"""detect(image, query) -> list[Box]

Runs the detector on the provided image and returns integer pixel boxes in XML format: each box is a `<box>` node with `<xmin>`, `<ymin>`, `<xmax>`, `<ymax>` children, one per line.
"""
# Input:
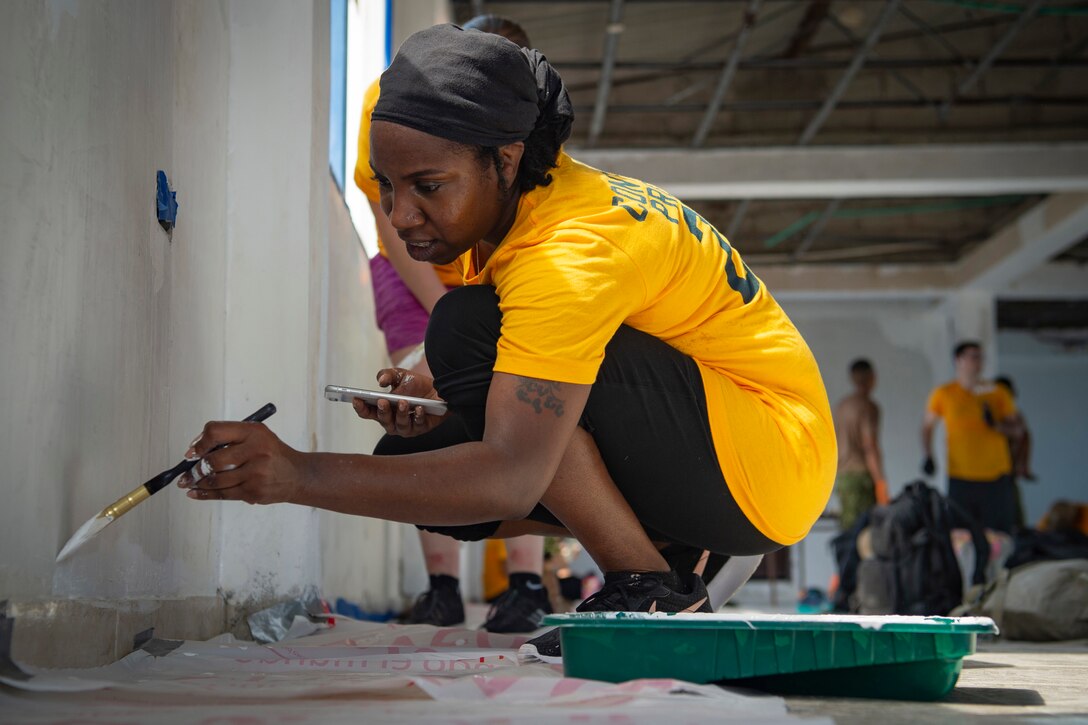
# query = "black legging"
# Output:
<box><xmin>374</xmin><ymin>285</ymin><xmax>779</xmax><ymax>556</ymax></box>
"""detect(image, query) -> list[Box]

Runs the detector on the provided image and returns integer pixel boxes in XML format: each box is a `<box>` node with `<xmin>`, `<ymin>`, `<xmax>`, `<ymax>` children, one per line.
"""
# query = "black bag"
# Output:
<box><xmin>856</xmin><ymin>481</ymin><xmax>987</xmax><ymax>616</ymax></box>
<box><xmin>830</xmin><ymin>510</ymin><xmax>870</xmax><ymax>613</ymax></box>
<box><xmin>1006</xmin><ymin>528</ymin><xmax>1088</xmax><ymax>570</ymax></box>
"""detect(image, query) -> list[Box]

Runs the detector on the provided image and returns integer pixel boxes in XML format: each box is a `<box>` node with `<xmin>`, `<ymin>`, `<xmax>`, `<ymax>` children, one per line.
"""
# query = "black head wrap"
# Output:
<box><xmin>373</xmin><ymin>24</ymin><xmax>573</xmax><ymax>149</ymax></box>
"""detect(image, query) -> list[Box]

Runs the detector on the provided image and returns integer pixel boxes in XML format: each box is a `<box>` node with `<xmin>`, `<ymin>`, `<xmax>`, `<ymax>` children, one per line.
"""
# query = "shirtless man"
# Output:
<box><xmin>832</xmin><ymin>359</ymin><xmax>888</xmax><ymax>530</ymax></box>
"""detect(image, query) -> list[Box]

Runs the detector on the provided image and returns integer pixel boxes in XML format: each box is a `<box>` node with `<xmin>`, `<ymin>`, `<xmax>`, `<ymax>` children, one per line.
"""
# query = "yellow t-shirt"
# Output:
<box><xmin>460</xmin><ymin>153</ymin><xmax>837</xmax><ymax>545</ymax></box>
<box><xmin>354</xmin><ymin>79</ymin><xmax>462</xmax><ymax>288</ymax></box>
<box><xmin>927</xmin><ymin>381</ymin><xmax>1016</xmax><ymax>481</ymax></box>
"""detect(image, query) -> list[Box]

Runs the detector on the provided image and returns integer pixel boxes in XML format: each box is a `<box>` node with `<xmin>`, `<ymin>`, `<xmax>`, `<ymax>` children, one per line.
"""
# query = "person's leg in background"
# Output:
<box><xmin>375</xmin><ymin>274</ymin><xmax>551</xmax><ymax>632</ymax></box>
<box><xmin>382</xmin><ymin>342</ymin><xmax>469</xmax><ymax>626</ymax></box>
<box><xmin>1011</xmin><ymin>476</ymin><xmax>1027</xmax><ymax>530</ymax></box>
<box><xmin>836</xmin><ymin>470</ymin><xmax>877</xmax><ymax>532</ymax></box>
<box><xmin>481</xmin><ymin>534</ymin><xmax>552</xmax><ymax>632</ymax></box>
<box><xmin>370</xmin><ymin>257</ymin><xmax>468</xmax><ymax>626</ymax></box>
<box><xmin>406</xmin><ymin>530</ymin><xmax>466</xmax><ymax>626</ymax></box>
<box><xmin>374</xmin><ymin>403</ymin><xmax>552</xmax><ymax>631</ymax></box>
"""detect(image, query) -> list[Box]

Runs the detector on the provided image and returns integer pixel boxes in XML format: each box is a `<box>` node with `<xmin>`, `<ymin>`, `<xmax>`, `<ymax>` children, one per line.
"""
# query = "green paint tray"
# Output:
<box><xmin>545</xmin><ymin>612</ymin><xmax>997</xmax><ymax>701</ymax></box>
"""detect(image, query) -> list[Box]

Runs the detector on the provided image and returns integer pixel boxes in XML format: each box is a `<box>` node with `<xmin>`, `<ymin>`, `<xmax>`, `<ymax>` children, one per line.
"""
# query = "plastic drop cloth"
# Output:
<box><xmin>1</xmin><ymin>615</ymin><xmax>827</xmax><ymax>724</ymax></box>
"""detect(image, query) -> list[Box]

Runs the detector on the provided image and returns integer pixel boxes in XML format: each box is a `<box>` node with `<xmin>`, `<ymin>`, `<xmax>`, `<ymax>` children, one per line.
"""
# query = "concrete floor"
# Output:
<box><xmin>787</xmin><ymin>638</ymin><xmax>1088</xmax><ymax>724</ymax></box>
<box><xmin>2</xmin><ymin>600</ymin><xmax>1086</xmax><ymax>724</ymax></box>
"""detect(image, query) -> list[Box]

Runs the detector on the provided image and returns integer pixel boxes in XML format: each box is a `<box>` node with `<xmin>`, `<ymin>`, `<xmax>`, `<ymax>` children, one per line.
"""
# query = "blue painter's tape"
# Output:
<box><xmin>334</xmin><ymin>597</ymin><xmax>397</xmax><ymax>622</ymax></box>
<box><xmin>156</xmin><ymin>170</ymin><xmax>178</xmax><ymax>231</ymax></box>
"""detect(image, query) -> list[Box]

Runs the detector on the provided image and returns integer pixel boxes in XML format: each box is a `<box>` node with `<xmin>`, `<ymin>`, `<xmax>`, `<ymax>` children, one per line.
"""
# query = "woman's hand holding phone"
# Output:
<box><xmin>352</xmin><ymin>368</ymin><xmax>450</xmax><ymax>437</ymax></box>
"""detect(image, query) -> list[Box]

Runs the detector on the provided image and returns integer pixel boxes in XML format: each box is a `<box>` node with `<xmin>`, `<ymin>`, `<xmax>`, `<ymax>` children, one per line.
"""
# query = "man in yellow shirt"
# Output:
<box><xmin>922</xmin><ymin>342</ymin><xmax>1024</xmax><ymax>533</ymax></box>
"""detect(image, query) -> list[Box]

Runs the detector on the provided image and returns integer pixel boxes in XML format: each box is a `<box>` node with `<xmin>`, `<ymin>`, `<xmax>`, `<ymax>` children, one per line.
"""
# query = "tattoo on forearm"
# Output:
<box><xmin>515</xmin><ymin>378</ymin><xmax>565</xmax><ymax>417</ymax></box>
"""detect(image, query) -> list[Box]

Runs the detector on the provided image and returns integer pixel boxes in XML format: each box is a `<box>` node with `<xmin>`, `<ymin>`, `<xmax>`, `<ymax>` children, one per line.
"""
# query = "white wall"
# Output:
<box><xmin>997</xmin><ymin>329</ymin><xmax>1088</xmax><ymax>525</ymax></box>
<box><xmin>781</xmin><ymin>291</ymin><xmax>1085</xmax><ymax>523</ymax></box>
<box><xmin>781</xmin><ymin>297</ymin><xmax>953</xmax><ymax>494</ymax></box>
<box><xmin>214</xmin><ymin>0</ymin><xmax>328</xmax><ymax>612</ymax></box>
<box><xmin>1</xmin><ymin>0</ymin><xmax>221</xmax><ymax>603</ymax></box>
<box><xmin>0</xmin><ymin>0</ymin><xmax>397</xmax><ymax>664</ymax></box>
<box><xmin>776</xmin><ymin>295</ymin><xmax>964</xmax><ymax>592</ymax></box>
<box><xmin>320</xmin><ymin>184</ymin><xmax>403</xmax><ymax>612</ymax></box>
<box><xmin>778</xmin><ymin>292</ymin><xmax>1088</xmax><ymax>593</ymax></box>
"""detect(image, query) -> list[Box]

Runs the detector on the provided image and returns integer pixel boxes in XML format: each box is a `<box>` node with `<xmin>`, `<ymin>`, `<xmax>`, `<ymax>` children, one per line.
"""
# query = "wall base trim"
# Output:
<box><xmin>4</xmin><ymin>594</ymin><xmax>294</xmax><ymax>668</ymax></box>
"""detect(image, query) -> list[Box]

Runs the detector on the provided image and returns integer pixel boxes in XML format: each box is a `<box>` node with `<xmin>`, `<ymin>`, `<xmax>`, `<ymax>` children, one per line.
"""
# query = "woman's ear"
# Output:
<box><xmin>498</xmin><ymin>142</ymin><xmax>525</xmax><ymax>191</ymax></box>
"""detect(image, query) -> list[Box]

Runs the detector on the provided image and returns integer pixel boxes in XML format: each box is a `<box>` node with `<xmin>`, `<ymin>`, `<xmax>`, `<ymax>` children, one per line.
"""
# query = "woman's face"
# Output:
<box><xmin>370</xmin><ymin>121</ymin><xmax>522</xmax><ymax>265</ymax></box>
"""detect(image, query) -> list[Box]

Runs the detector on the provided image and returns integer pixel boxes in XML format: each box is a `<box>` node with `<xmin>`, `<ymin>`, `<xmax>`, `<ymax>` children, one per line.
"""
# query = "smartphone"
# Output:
<box><xmin>324</xmin><ymin>384</ymin><xmax>448</xmax><ymax>416</ymax></box>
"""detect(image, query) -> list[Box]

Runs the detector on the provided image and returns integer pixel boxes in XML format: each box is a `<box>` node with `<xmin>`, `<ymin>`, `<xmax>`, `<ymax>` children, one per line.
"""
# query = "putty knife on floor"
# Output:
<box><xmin>56</xmin><ymin>403</ymin><xmax>276</xmax><ymax>562</ymax></box>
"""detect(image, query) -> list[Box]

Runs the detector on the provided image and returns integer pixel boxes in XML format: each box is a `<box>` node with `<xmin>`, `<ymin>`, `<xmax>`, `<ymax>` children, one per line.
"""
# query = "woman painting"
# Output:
<box><xmin>180</xmin><ymin>24</ymin><xmax>837</xmax><ymax>659</ymax></box>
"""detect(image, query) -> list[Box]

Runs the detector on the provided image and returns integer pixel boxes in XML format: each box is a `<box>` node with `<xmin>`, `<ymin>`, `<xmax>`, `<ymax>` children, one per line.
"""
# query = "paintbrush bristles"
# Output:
<box><xmin>55</xmin><ymin>513</ymin><xmax>113</xmax><ymax>563</ymax></box>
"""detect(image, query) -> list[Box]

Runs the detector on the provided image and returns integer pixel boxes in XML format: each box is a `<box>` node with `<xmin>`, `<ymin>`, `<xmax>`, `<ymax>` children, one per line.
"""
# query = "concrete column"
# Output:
<box><xmin>392</xmin><ymin>0</ymin><xmax>451</xmax><ymax>51</ymax></box>
<box><xmin>385</xmin><ymin>0</ymin><xmax>462</xmax><ymax>603</ymax></box>
<box><xmin>216</xmin><ymin>0</ymin><xmax>324</xmax><ymax>608</ymax></box>
<box><xmin>944</xmin><ymin>290</ymin><xmax>1000</xmax><ymax>377</ymax></box>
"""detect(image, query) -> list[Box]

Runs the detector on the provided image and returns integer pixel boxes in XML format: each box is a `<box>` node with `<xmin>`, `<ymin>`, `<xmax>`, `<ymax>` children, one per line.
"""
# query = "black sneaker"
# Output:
<box><xmin>482</xmin><ymin>582</ymin><xmax>553</xmax><ymax>633</ymax></box>
<box><xmin>402</xmin><ymin>585</ymin><xmax>465</xmax><ymax>627</ymax></box>
<box><xmin>520</xmin><ymin>570</ymin><xmax>711</xmax><ymax>661</ymax></box>
<box><xmin>659</xmin><ymin>544</ymin><xmax>729</xmax><ymax>584</ymax></box>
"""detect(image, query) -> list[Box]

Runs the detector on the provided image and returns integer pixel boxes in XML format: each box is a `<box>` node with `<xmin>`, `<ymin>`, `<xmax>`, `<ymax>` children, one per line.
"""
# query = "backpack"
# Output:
<box><xmin>964</xmin><ymin>559</ymin><xmax>1088</xmax><ymax>641</ymax></box>
<box><xmin>830</xmin><ymin>509</ymin><xmax>870</xmax><ymax>613</ymax></box>
<box><xmin>855</xmin><ymin>480</ymin><xmax>986</xmax><ymax>616</ymax></box>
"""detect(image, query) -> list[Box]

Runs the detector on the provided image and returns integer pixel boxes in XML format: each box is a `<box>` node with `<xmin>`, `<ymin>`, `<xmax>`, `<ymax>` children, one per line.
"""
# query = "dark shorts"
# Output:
<box><xmin>948</xmin><ymin>475</ymin><xmax>1018</xmax><ymax>534</ymax></box>
<box><xmin>372</xmin><ymin>285</ymin><xmax>779</xmax><ymax>557</ymax></box>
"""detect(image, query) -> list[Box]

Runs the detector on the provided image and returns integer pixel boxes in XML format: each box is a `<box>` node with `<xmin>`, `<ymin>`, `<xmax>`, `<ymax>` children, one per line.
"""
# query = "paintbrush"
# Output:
<box><xmin>56</xmin><ymin>402</ymin><xmax>277</xmax><ymax>562</ymax></box>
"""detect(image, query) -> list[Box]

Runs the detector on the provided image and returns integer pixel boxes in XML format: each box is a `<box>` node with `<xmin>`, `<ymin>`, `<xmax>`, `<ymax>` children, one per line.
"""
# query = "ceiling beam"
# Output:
<box><xmin>805</xmin><ymin>12</ymin><xmax>1011</xmax><ymax>55</ymax></box>
<box><xmin>823</xmin><ymin>3</ymin><xmax>929</xmax><ymax>108</ymax></box>
<box><xmin>1031</xmin><ymin>35</ymin><xmax>1088</xmax><ymax>93</ymax></box>
<box><xmin>754</xmin><ymin>195</ymin><xmax>1088</xmax><ymax>298</ymax></box>
<box><xmin>570</xmin><ymin>143</ymin><xmax>1088</xmax><ymax>200</ymax></box>
<box><xmin>726</xmin><ymin>1</ymin><xmax>898</xmax><ymax>236</ymax></box>
<box><xmin>1001</xmin><ymin>262</ymin><xmax>1088</xmax><ymax>300</ymax></box>
<box><xmin>557</xmin><ymin>57</ymin><xmax>1088</xmax><ymax>72</ymax></box>
<box><xmin>726</xmin><ymin>199</ymin><xmax>750</xmax><ymax>240</ymax></box>
<box><xmin>587</xmin><ymin>0</ymin><xmax>625</xmax><ymax>147</ymax></box>
<box><xmin>791</xmin><ymin>198</ymin><xmax>841</xmax><ymax>261</ymax></box>
<box><xmin>782</xmin><ymin>0</ymin><xmax>831</xmax><ymax>58</ymax></box>
<box><xmin>750</xmin><ymin>240</ymin><xmax>944</xmax><ymax>266</ymax></box>
<box><xmin>937</xmin><ymin>0</ymin><xmax>1044</xmax><ymax>121</ymax></box>
<box><xmin>897</xmin><ymin>4</ymin><xmax>967</xmax><ymax>66</ymax></box>
<box><xmin>758</xmin><ymin>262</ymin><xmax>1088</xmax><ymax>300</ymax></box>
<box><xmin>798</xmin><ymin>0</ymin><xmax>901</xmax><ymax>146</ymax></box>
<box><xmin>954</xmin><ymin>193</ymin><xmax>1088</xmax><ymax>291</ymax></box>
<box><xmin>755</xmin><ymin>263</ymin><xmax>949</xmax><ymax>299</ymax></box>
<box><xmin>691</xmin><ymin>0</ymin><xmax>761</xmax><ymax>148</ymax></box>
<box><xmin>572</xmin><ymin>94</ymin><xmax>1088</xmax><ymax>113</ymax></box>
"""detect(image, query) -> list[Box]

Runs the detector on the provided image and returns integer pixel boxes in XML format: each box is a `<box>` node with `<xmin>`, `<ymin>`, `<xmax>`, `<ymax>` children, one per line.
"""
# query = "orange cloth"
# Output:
<box><xmin>482</xmin><ymin>539</ymin><xmax>508</xmax><ymax>601</ymax></box>
<box><xmin>1037</xmin><ymin>501</ymin><xmax>1088</xmax><ymax>536</ymax></box>
<box><xmin>874</xmin><ymin>478</ymin><xmax>890</xmax><ymax>505</ymax></box>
